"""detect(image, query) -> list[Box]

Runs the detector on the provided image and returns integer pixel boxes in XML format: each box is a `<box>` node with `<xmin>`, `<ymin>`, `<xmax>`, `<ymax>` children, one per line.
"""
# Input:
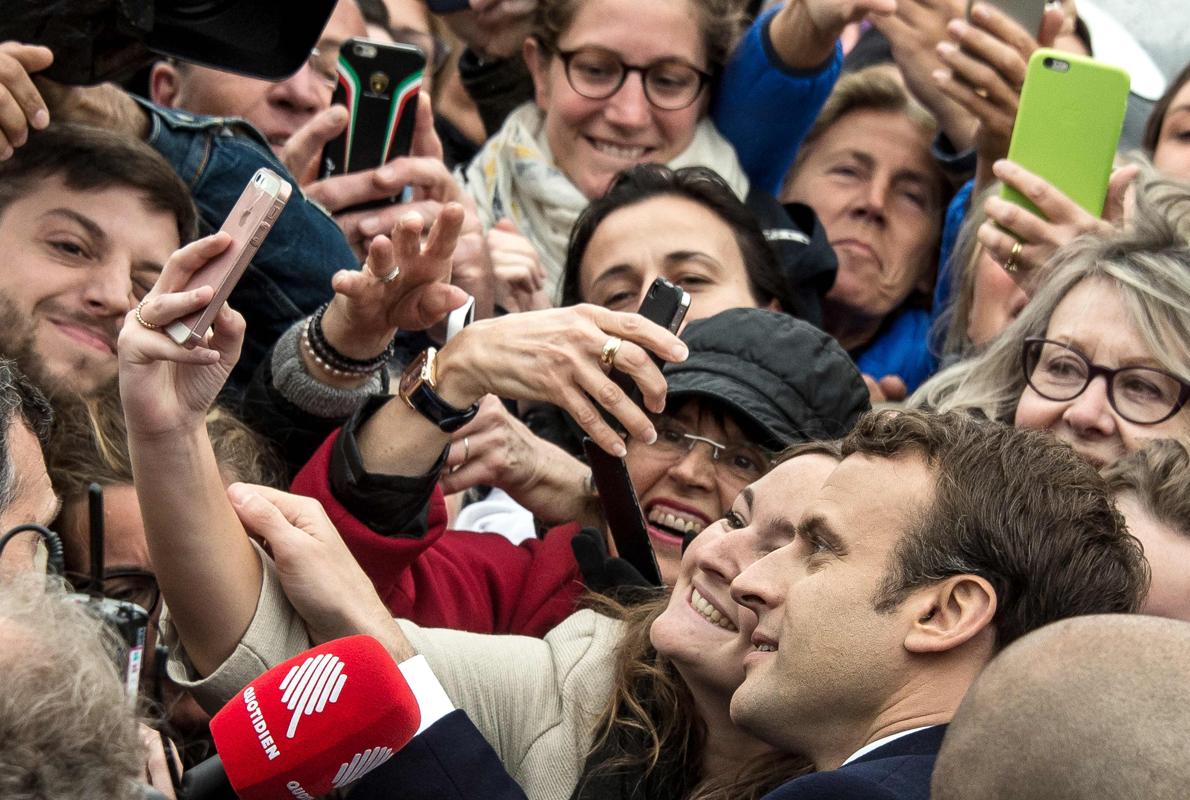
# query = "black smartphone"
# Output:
<box><xmin>583</xmin><ymin>437</ymin><xmax>664</xmax><ymax>586</ymax></box>
<box><xmin>608</xmin><ymin>278</ymin><xmax>691</xmax><ymax>421</ymax></box>
<box><xmin>319</xmin><ymin>38</ymin><xmax>427</xmax><ymax>181</ymax></box>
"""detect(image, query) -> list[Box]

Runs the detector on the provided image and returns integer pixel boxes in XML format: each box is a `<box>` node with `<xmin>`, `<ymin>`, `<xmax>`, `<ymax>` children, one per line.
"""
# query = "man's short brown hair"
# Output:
<box><xmin>0</xmin><ymin>124</ymin><xmax>196</xmax><ymax>243</ymax></box>
<box><xmin>1103</xmin><ymin>439</ymin><xmax>1190</xmax><ymax>537</ymax></box>
<box><xmin>841</xmin><ymin>409</ymin><xmax>1149</xmax><ymax>648</ymax></box>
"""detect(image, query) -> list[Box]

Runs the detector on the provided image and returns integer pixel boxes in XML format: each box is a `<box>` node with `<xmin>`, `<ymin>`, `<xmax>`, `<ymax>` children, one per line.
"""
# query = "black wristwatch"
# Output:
<box><xmin>398</xmin><ymin>348</ymin><xmax>479</xmax><ymax>433</ymax></box>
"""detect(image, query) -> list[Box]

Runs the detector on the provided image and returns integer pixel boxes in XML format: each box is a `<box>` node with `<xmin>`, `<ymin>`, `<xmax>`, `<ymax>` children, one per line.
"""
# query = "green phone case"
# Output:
<box><xmin>1001</xmin><ymin>49</ymin><xmax>1130</xmax><ymax>220</ymax></box>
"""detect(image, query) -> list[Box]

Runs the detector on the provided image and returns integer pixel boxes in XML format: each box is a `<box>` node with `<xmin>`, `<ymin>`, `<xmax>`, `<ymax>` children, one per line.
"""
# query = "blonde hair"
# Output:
<box><xmin>910</xmin><ymin>173</ymin><xmax>1190</xmax><ymax>421</ymax></box>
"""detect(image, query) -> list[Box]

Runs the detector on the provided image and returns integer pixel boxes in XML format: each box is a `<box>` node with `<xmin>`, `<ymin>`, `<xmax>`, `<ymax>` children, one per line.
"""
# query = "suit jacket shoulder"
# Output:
<box><xmin>761</xmin><ymin>726</ymin><xmax>948</xmax><ymax>800</ymax></box>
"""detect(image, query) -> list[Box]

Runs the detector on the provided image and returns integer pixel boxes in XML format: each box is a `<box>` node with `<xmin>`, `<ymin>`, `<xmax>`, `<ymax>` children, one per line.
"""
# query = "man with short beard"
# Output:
<box><xmin>0</xmin><ymin>124</ymin><xmax>195</xmax><ymax>400</ymax></box>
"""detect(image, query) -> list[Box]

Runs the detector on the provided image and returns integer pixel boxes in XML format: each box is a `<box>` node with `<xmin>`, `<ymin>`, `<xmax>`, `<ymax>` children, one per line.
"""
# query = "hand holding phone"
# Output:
<box><xmin>606</xmin><ymin>278</ymin><xmax>690</xmax><ymax>425</ymax></box>
<box><xmin>319</xmin><ymin>38</ymin><xmax>427</xmax><ymax>181</ymax></box>
<box><xmin>166</xmin><ymin>169</ymin><xmax>291</xmax><ymax>348</ymax></box>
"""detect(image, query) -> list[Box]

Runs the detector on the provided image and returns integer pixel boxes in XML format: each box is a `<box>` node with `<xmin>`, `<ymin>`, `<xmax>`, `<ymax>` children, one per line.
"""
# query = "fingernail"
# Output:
<box><xmin>970</xmin><ymin>2</ymin><xmax>989</xmax><ymax>20</ymax></box>
<box><xmin>937</xmin><ymin>42</ymin><xmax>957</xmax><ymax>57</ymax></box>
<box><xmin>32</xmin><ymin>109</ymin><xmax>49</xmax><ymax>129</ymax></box>
<box><xmin>672</xmin><ymin>343</ymin><xmax>689</xmax><ymax>361</ymax></box>
<box><xmin>948</xmin><ymin>19</ymin><xmax>968</xmax><ymax>36</ymax></box>
<box><xmin>613</xmin><ymin>442</ymin><xmax>628</xmax><ymax>458</ymax></box>
<box><xmin>932</xmin><ymin>68</ymin><xmax>949</xmax><ymax>84</ymax></box>
<box><xmin>359</xmin><ymin>216</ymin><xmax>382</xmax><ymax>235</ymax></box>
<box><xmin>380</xmin><ymin>163</ymin><xmax>399</xmax><ymax>181</ymax></box>
<box><xmin>642</xmin><ymin>427</ymin><xmax>657</xmax><ymax>445</ymax></box>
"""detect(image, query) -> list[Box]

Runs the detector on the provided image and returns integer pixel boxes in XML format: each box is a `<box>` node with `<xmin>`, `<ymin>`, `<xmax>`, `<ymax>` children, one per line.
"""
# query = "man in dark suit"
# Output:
<box><xmin>728</xmin><ymin>410</ymin><xmax>1150</xmax><ymax>799</ymax></box>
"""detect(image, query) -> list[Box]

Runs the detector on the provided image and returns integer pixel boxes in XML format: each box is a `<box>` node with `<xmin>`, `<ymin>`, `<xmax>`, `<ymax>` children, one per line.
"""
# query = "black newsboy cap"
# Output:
<box><xmin>663</xmin><ymin>308</ymin><xmax>870</xmax><ymax>450</ymax></box>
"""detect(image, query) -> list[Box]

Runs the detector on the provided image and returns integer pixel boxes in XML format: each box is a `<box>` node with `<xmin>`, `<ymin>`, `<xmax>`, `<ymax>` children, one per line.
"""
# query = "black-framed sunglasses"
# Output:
<box><xmin>543</xmin><ymin>43</ymin><xmax>711</xmax><ymax>111</ymax></box>
<box><xmin>1021</xmin><ymin>337</ymin><xmax>1190</xmax><ymax>425</ymax></box>
<box><xmin>67</xmin><ymin>567</ymin><xmax>161</xmax><ymax>616</ymax></box>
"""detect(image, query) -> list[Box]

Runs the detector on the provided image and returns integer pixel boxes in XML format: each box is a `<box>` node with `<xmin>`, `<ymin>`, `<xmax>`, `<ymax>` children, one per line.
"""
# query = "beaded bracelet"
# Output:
<box><xmin>304</xmin><ymin>303</ymin><xmax>396</xmax><ymax>375</ymax></box>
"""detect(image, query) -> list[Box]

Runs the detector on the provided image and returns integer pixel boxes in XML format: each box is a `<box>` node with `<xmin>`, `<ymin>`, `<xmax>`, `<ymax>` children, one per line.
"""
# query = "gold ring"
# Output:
<box><xmin>134</xmin><ymin>299</ymin><xmax>160</xmax><ymax>330</ymax></box>
<box><xmin>599</xmin><ymin>336</ymin><xmax>623</xmax><ymax>368</ymax></box>
<box><xmin>1004</xmin><ymin>240</ymin><xmax>1024</xmax><ymax>274</ymax></box>
<box><xmin>462</xmin><ymin>436</ymin><xmax>470</xmax><ymax>465</ymax></box>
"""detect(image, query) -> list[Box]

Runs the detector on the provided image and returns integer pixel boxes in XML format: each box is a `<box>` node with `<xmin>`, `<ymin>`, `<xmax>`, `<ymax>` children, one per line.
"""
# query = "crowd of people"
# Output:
<box><xmin>0</xmin><ymin>0</ymin><xmax>1187</xmax><ymax>798</ymax></box>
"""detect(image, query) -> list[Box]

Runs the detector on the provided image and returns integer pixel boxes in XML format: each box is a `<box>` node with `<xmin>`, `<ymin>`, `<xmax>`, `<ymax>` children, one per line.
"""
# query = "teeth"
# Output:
<box><xmin>590</xmin><ymin>139</ymin><xmax>647</xmax><ymax>160</ymax></box>
<box><xmin>690</xmin><ymin>589</ymin><xmax>737</xmax><ymax>631</ymax></box>
<box><xmin>648</xmin><ymin>508</ymin><xmax>706</xmax><ymax>535</ymax></box>
<box><xmin>757</xmin><ymin>644</ymin><xmax>776</xmax><ymax>652</ymax></box>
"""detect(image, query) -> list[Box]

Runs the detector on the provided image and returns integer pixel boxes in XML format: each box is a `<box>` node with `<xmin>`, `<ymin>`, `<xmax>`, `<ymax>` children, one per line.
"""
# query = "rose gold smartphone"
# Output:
<box><xmin>166</xmin><ymin>168</ymin><xmax>292</xmax><ymax>348</ymax></box>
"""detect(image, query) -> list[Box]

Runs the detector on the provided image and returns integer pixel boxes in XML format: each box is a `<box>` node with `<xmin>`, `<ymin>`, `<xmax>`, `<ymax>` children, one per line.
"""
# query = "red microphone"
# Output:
<box><xmin>206</xmin><ymin>635</ymin><xmax>421</xmax><ymax>799</ymax></box>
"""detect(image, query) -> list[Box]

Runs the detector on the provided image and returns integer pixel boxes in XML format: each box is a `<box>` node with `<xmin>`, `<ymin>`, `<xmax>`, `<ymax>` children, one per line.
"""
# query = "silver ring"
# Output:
<box><xmin>378</xmin><ymin>265</ymin><xmax>400</xmax><ymax>284</ymax></box>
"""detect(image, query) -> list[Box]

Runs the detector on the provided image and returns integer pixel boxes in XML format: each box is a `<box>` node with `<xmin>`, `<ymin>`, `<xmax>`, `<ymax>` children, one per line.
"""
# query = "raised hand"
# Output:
<box><xmin>433</xmin><ymin>304</ymin><xmax>688</xmax><ymax>456</ymax></box>
<box><xmin>0</xmin><ymin>41</ymin><xmax>53</xmax><ymax>158</ymax></box>
<box><xmin>317</xmin><ymin>202</ymin><xmax>470</xmax><ymax>364</ymax></box>
<box><xmin>488</xmin><ymin>218</ymin><xmax>551</xmax><ymax>312</ymax></box>
<box><xmin>977</xmin><ymin>159</ymin><xmax>1138</xmax><ymax>291</ymax></box>
<box><xmin>117</xmin><ymin>233</ymin><xmax>246</xmax><ymax>438</ymax></box>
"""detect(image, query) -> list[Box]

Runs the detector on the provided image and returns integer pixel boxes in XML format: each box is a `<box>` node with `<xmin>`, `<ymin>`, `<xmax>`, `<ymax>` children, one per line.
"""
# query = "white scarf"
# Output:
<box><xmin>461</xmin><ymin>102</ymin><xmax>750</xmax><ymax>304</ymax></box>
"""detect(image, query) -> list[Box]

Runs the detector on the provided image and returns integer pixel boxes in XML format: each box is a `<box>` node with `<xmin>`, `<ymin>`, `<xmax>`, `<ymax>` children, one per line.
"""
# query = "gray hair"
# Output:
<box><xmin>910</xmin><ymin>172</ymin><xmax>1190</xmax><ymax>421</ymax></box>
<box><xmin>0</xmin><ymin>359</ymin><xmax>52</xmax><ymax>515</ymax></box>
<box><xmin>0</xmin><ymin>575</ymin><xmax>144</xmax><ymax>800</ymax></box>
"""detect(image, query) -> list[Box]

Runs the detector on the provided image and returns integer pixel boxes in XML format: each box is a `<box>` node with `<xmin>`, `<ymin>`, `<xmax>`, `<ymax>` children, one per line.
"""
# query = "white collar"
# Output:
<box><xmin>841</xmin><ymin>726</ymin><xmax>937</xmax><ymax>766</ymax></box>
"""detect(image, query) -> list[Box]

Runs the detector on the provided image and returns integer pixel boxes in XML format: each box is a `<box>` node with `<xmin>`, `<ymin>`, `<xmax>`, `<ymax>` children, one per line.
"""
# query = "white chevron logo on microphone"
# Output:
<box><xmin>278</xmin><ymin>653</ymin><xmax>348</xmax><ymax>739</ymax></box>
<box><xmin>331</xmin><ymin>746</ymin><xmax>396</xmax><ymax>788</ymax></box>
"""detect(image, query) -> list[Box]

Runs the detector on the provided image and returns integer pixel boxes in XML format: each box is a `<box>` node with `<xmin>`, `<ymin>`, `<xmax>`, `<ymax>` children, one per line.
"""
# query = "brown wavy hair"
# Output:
<box><xmin>580</xmin><ymin>442</ymin><xmax>844</xmax><ymax>798</ymax></box>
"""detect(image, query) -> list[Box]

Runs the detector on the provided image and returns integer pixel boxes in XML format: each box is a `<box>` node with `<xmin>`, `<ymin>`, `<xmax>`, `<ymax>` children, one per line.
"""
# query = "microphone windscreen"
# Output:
<box><xmin>209</xmin><ymin>635</ymin><xmax>420</xmax><ymax>800</ymax></box>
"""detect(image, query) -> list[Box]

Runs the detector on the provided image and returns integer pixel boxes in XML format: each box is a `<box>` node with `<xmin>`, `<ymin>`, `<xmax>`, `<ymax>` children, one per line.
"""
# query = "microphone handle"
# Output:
<box><xmin>180</xmin><ymin>754</ymin><xmax>237</xmax><ymax>800</ymax></box>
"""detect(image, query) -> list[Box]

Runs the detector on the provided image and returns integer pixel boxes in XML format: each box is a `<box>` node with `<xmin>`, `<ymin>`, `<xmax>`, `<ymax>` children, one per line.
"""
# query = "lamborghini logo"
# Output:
<box><xmin>369</xmin><ymin>72</ymin><xmax>389</xmax><ymax>94</ymax></box>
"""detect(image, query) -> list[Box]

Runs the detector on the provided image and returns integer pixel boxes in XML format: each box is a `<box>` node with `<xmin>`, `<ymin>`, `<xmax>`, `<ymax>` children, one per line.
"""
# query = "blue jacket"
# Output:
<box><xmin>714</xmin><ymin>5</ymin><xmax>843</xmax><ymax>196</ymax></box>
<box><xmin>760</xmin><ymin>726</ymin><xmax>948</xmax><ymax>800</ymax></box>
<box><xmin>137</xmin><ymin>99</ymin><xmax>357</xmax><ymax>392</ymax></box>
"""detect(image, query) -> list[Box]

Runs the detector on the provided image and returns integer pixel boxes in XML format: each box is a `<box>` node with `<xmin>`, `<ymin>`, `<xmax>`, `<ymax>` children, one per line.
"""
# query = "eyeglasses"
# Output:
<box><xmin>546</xmin><ymin>44</ymin><xmax>711</xmax><ymax>111</ymax></box>
<box><xmin>638</xmin><ymin>418</ymin><xmax>771</xmax><ymax>483</ymax></box>
<box><xmin>68</xmin><ymin>567</ymin><xmax>161</xmax><ymax>616</ymax></box>
<box><xmin>1022</xmin><ymin>337</ymin><xmax>1190</xmax><ymax>425</ymax></box>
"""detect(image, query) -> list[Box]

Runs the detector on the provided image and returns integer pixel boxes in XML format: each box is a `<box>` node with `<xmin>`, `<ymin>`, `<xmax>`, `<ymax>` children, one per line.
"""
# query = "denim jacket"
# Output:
<box><xmin>135</xmin><ymin>98</ymin><xmax>357</xmax><ymax>392</ymax></box>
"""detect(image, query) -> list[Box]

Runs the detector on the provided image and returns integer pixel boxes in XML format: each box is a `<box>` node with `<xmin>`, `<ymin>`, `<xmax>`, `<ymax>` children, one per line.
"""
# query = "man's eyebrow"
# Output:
<box><xmin>764</xmin><ymin>514</ymin><xmax>799</xmax><ymax>544</ymax></box>
<box><xmin>799</xmin><ymin>513</ymin><xmax>847</xmax><ymax>554</ymax></box>
<box><xmin>42</xmin><ymin>209</ymin><xmax>108</xmax><ymax>248</ymax></box>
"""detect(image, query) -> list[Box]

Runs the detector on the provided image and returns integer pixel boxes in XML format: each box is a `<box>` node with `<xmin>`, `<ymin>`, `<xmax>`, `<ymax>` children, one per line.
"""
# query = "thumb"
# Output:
<box><xmin>1038</xmin><ymin>7</ymin><xmax>1065</xmax><ymax>47</ymax></box>
<box><xmin>280</xmin><ymin>105</ymin><xmax>348</xmax><ymax>179</ymax></box>
<box><xmin>227</xmin><ymin>483</ymin><xmax>304</xmax><ymax>548</ymax></box>
<box><xmin>494</xmin><ymin>217</ymin><xmax>519</xmax><ymax>233</ymax></box>
<box><xmin>878</xmin><ymin>375</ymin><xmax>908</xmax><ymax>402</ymax></box>
<box><xmin>411</xmin><ymin>92</ymin><xmax>444</xmax><ymax>161</ymax></box>
<box><xmin>1103</xmin><ymin>164</ymin><xmax>1140</xmax><ymax>224</ymax></box>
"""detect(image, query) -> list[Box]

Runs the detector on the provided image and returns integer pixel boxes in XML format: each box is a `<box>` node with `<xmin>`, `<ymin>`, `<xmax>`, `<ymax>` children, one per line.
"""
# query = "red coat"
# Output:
<box><xmin>290</xmin><ymin>430</ymin><xmax>585</xmax><ymax>638</ymax></box>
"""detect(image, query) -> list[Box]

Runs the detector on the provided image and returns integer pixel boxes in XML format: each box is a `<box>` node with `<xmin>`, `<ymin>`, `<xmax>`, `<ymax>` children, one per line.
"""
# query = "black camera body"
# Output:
<box><xmin>1</xmin><ymin>0</ymin><xmax>336</xmax><ymax>85</ymax></box>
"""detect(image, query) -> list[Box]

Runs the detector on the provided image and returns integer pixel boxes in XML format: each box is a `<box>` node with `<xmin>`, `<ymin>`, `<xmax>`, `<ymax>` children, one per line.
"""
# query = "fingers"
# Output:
<box><xmin>556</xmin><ymin>384</ymin><xmax>629</xmax><ymax>458</ymax></box>
<box><xmin>154</xmin><ymin>232</ymin><xmax>234</xmax><ymax>294</ymax></box>
<box><xmin>877</xmin><ymin>375</ymin><xmax>908</xmax><ymax>402</ymax></box>
<box><xmin>227</xmin><ymin>483</ymin><xmax>336</xmax><ymax>542</ymax></box>
<box><xmin>1037</xmin><ymin>6</ymin><xmax>1065</xmax><ymax>47</ymax></box>
<box><xmin>280</xmin><ymin>105</ymin><xmax>348</xmax><ymax>180</ymax></box>
<box><xmin>584</xmin><ymin>304</ymin><xmax>689</xmax><ymax>364</ymax></box>
<box><xmin>966</xmin><ymin>2</ymin><xmax>1039</xmax><ymax>56</ymax></box>
<box><xmin>0</xmin><ymin>43</ymin><xmax>53</xmax><ymax>154</ymax></box>
<box><xmin>975</xmin><ymin>219</ymin><xmax>1047</xmax><ymax>275</ymax></box>
<box><xmin>226</xmin><ymin>483</ymin><xmax>308</xmax><ymax>548</ymax></box>
<box><xmin>991</xmin><ymin>159</ymin><xmax>1099</xmax><ymax>223</ymax></box>
<box><xmin>423</xmin><ymin>201</ymin><xmax>466</xmax><ymax>259</ymax></box>
<box><xmin>1104</xmin><ymin>165</ymin><xmax>1140</xmax><ymax>224</ymax></box>
<box><xmin>138</xmin><ymin>286</ymin><xmax>214</xmax><ymax>325</ymax></box>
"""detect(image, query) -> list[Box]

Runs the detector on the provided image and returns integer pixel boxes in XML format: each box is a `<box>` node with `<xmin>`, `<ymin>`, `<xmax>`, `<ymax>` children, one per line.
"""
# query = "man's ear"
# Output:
<box><xmin>903</xmin><ymin>575</ymin><xmax>997</xmax><ymax>654</ymax></box>
<box><xmin>148</xmin><ymin>61</ymin><xmax>183</xmax><ymax>108</ymax></box>
<box><xmin>522</xmin><ymin>38</ymin><xmax>551</xmax><ymax>110</ymax></box>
